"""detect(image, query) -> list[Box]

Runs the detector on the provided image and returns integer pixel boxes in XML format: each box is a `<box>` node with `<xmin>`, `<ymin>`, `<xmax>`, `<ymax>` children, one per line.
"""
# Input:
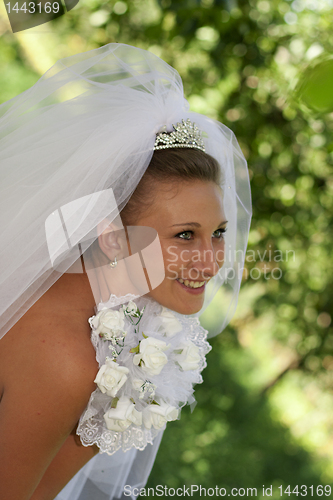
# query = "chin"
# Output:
<box><xmin>171</xmin><ymin>302</ymin><xmax>203</xmax><ymax>315</ymax></box>
<box><xmin>146</xmin><ymin>285</ymin><xmax>205</xmax><ymax>315</ymax></box>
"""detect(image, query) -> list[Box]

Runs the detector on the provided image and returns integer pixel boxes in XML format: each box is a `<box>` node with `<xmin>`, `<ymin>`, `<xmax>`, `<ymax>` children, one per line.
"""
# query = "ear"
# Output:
<box><xmin>96</xmin><ymin>219</ymin><xmax>127</xmax><ymax>261</ymax></box>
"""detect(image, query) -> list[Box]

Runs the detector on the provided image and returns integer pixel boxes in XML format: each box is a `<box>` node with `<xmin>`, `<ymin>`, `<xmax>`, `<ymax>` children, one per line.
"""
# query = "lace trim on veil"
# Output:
<box><xmin>77</xmin><ymin>294</ymin><xmax>211</xmax><ymax>456</ymax></box>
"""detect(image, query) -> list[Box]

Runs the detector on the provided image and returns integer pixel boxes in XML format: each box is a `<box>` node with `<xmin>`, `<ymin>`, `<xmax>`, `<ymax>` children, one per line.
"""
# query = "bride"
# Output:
<box><xmin>0</xmin><ymin>44</ymin><xmax>251</xmax><ymax>500</ymax></box>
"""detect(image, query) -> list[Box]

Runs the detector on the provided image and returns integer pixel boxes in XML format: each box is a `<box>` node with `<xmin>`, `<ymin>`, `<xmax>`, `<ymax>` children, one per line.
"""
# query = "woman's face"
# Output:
<box><xmin>132</xmin><ymin>179</ymin><xmax>226</xmax><ymax>315</ymax></box>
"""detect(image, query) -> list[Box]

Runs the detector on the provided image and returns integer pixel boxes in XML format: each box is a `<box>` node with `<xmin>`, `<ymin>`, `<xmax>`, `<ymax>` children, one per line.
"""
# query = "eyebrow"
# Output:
<box><xmin>170</xmin><ymin>221</ymin><xmax>228</xmax><ymax>228</ymax></box>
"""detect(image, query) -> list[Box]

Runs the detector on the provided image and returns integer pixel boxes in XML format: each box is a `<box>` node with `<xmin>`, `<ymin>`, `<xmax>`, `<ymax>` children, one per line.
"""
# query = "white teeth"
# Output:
<box><xmin>177</xmin><ymin>279</ymin><xmax>205</xmax><ymax>289</ymax></box>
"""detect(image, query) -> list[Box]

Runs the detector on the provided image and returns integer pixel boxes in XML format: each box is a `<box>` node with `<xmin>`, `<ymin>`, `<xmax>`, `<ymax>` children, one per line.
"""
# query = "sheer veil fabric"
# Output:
<box><xmin>55</xmin><ymin>432</ymin><xmax>164</xmax><ymax>500</ymax></box>
<box><xmin>0</xmin><ymin>43</ymin><xmax>252</xmax><ymax>498</ymax></box>
<box><xmin>0</xmin><ymin>43</ymin><xmax>251</xmax><ymax>340</ymax></box>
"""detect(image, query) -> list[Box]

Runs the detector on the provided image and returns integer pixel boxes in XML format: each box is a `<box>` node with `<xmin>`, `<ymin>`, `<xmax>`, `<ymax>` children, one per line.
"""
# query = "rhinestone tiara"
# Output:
<box><xmin>154</xmin><ymin>118</ymin><xmax>205</xmax><ymax>152</ymax></box>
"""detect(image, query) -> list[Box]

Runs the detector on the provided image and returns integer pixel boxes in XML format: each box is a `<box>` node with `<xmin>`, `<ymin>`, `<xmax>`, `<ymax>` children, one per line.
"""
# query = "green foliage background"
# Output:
<box><xmin>1</xmin><ymin>0</ymin><xmax>333</xmax><ymax>497</ymax></box>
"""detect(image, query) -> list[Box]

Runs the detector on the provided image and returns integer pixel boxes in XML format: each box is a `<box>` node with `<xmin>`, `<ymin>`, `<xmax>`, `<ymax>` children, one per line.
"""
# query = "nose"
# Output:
<box><xmin>189</xmin><ymin>241</ymin><xmax>223</xmax><ymax>279</ymax></box>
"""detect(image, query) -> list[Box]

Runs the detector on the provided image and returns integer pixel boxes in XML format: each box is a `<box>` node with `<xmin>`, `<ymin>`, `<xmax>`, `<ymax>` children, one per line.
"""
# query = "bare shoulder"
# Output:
<box><xmin>0</xmin><ymin>291</ymin><xmax>98</xmax><ymax>404</ymax></box>
<box><xmin>0</xmin><ymin>274</ymin><xmax>99</xmax><ymax>500</ymax></box>
<box><xmin>1</xmin><ymin>272</ymin><xmax>98</xmax><ymax>386</ymax></box>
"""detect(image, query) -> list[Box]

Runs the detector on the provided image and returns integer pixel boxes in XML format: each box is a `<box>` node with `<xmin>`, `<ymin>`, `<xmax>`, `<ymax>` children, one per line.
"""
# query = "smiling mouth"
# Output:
<box><xmin>176</xmin><ymin>278</ymin><xmax>206</xmax><ymax>289</ymax></box>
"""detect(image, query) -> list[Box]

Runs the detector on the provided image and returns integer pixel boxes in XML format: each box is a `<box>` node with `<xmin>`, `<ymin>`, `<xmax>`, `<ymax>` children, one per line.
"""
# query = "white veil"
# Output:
<box><xmin>0</xmin><ymin>42</ymin><xmax>251</xmax><ymax>341</ymax></box>
<box><xmin>0</xmin><ymin>43</ymin><xmax>252</xmax><ymax>499</ymax></box>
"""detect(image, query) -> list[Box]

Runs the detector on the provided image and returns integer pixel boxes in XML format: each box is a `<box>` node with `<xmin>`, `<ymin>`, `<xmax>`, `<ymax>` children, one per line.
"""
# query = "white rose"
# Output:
<box><xmin>123</xmin><ymin>301</ymin><xmax>138</xmax><ymax>315</ymax></box>
<box><xmin>159</xmin><ymin>307</ymin><xmax>182</xmax><ymax>337</ymax></box>
<box><xmin>132</xmin><ymin>378</ymin><xmax>145</xmax><ymax>391</ymax></box>
<box><xmin>103</xmin><ymin>396</ymin><xmax>142</xmax><ymax>431</ymax></box>
<box><xmin>133</xmin><ymin>337</ymin><xmax>169</xmax><ymax>375</ymax></box>
<box><xmin>92</xmin><ymin>309</ymin><xmax>125</xmax><ymax>337</ymax></box>
<box><xmin>143</xmin><ymin>401</ymin><xmax>179</xmax><ymax>430</ymax></box>
<box><xmin>174</xmin><ymin>341</ymin><xmax>201</xmax><ymax>371</ymax></box>
<box><xmin>94</xmin><ymin>359</ymin><xmax>129</xmax><ymax>397</ymax></box>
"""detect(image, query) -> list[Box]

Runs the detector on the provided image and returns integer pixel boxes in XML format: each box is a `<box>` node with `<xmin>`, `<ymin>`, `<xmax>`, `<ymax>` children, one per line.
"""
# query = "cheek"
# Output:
<box><xmin>162</xmin><ymin>242</ymin><xmax>184</xmax><ymax>275</ymax></box>
<box><xmin>215</xmin><ymin>240</ymin><xmax>225</xmax><ymax>267</ymax></box>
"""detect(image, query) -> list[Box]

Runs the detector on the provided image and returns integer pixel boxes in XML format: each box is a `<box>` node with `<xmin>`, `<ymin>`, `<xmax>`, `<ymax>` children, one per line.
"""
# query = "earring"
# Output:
<box><xmin>109</xmin><ymin>256</ymin><xmax>117</xmax><ymax>268</ymax></box>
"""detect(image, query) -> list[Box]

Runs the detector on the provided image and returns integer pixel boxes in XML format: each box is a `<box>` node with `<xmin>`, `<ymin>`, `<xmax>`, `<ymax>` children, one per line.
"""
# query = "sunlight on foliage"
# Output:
<box><xmin>0</xmin><ymin>0</ymin><xmax>333</xmax><ymax>493</ymax></box>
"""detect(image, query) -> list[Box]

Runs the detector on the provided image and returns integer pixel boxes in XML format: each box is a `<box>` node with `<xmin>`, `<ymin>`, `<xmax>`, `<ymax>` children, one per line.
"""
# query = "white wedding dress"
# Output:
<box><xmin>55</xmin><ymin>294</ymin><xmax>211</xmax><ymax>500</ymax></box>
